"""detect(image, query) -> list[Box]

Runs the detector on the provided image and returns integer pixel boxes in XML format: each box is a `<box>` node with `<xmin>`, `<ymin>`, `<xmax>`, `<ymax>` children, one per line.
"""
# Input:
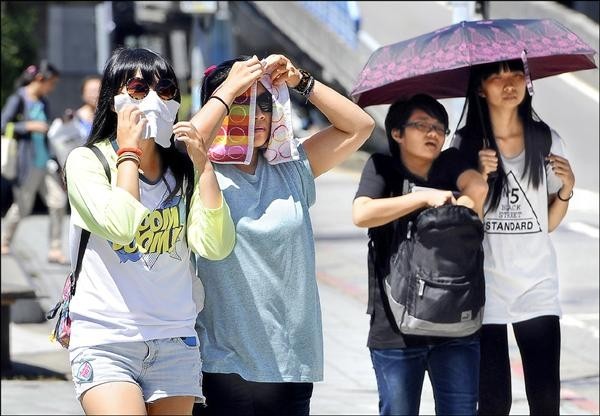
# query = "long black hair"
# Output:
<box><xmin>384</xmin><ymin>93</ymin><xmax>449</xmax><ymax>160</ymax></box>
<box><xmin>87</xmin><ymin>47</ymin><xmax>193</xmax><ymax>202</ymax></box>
<box><xmin>455</xmin><ymin>59</ymin><xmax>552</xmax><ymax>213</ymax></box>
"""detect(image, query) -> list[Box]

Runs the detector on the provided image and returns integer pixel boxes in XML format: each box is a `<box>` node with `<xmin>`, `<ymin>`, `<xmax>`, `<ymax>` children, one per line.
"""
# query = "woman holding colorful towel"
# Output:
<box><xmin>192</xmin><ymin>54</ymin><xmax>374</xmax><ymax>416</ymax></box>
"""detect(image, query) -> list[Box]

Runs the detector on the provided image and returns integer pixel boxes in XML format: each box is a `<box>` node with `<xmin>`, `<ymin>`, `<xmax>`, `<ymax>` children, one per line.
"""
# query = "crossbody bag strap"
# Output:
<box><xmin>47</xmin><ymin>144</ymin><xmax>112</xmax><ymax>319</ymax></box>
<box><xmin>71</xmin><ymin>145</ymin><xmax>111</xmax><ymax>295</ymax></box>
<box><xmin>88</xmin><ymin>144</ymin><xmax>112</xmax><ymax>182</ymax></box>
<box><xmin>69</xmin><ymin>229</ymin><xmax>90</xmax><ymax>296</ymax></box>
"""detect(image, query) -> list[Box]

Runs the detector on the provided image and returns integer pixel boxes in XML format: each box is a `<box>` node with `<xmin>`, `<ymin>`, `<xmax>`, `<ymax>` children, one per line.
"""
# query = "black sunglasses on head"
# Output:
<box><xmin>125</xmin><ymin>77</ymin><xmax>178</xmax><ymax>101</ymax></box>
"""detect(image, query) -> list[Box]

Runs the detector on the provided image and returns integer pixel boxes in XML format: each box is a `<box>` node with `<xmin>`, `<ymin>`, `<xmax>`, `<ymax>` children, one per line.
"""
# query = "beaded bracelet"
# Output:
<box><xmin>209</xmin><ymin>95</ymin><xmax>230</xmax><ymax>115</ymax></box>
<box><xmin>117</xmin><ymin>147</ymin><xmax>142</xmax><ymax>157</ymax></box>
<box><xmin>556</xmin><ymin>188</ymin><xmax>573</xmax><ymax>202</ymax></box>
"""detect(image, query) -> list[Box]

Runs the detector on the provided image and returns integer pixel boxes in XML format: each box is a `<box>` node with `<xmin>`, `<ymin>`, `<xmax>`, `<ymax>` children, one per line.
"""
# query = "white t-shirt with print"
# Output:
<box><xmin>453</xmin><ymin>130</ymin><xmax>565</xmax><ymax>324</ymax></box>
<box><xmin>69</xmin><ymin>170</ymin><xmax>198</xmax><ymax>349</ymax></box>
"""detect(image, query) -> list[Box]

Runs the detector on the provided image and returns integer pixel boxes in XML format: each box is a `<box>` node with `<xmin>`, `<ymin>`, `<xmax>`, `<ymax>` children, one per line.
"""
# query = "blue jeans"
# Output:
<box><xmin>370</xmin><ymin>337</ymin><xmax>480</xmax><ymax>415</ymax></box>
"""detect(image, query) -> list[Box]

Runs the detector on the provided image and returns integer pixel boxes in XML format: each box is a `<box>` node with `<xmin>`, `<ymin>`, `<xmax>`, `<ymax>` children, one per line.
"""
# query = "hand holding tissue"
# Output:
<box><xmin>113</xmin><ymin>91</ymin><xmax>180</xmax><ymax>148</ymax></box>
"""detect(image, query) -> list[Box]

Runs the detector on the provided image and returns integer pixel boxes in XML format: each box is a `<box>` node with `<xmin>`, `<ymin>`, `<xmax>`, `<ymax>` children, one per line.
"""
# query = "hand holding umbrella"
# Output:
<box><xmin>351</xmin><ymin>18</ymin><xmax>597</xmax><ymax>183</ymax></box>
<box><xmin>351</xmin><ymin>18</ymin><xmax>596</xmax><ymax>107</ymax></box>
<box><xmin>478</xmin><ymin>148</ymin><xmax>498</xmax><ymax>182</ymax></box>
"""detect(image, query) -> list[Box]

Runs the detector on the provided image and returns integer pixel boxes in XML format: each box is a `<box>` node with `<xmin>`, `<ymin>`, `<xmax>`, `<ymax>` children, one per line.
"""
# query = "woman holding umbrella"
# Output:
<box><xmin>452</xmin><ymin>59</ymin><xmax>575</xmax><ymax>415</ymax></box>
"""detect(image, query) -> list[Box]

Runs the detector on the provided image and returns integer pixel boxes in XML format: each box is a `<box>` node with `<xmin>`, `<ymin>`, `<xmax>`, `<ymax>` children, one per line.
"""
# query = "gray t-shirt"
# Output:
<box><xmin>195</xmin><ymin>144</ymin><xmax>323</xmax><ymax>382</ymax></box>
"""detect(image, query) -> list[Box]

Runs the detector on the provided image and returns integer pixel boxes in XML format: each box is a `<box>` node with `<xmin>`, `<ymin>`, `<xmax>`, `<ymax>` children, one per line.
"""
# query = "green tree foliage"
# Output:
<box><xmin>1</xmin><ymin>2</ymin><xmax>38</xmax><ymax>107</ymax></box>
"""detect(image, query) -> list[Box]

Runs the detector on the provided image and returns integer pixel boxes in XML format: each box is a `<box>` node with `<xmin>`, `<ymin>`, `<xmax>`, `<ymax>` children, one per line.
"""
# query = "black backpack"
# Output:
<box><xmin>384</xmin><ymin>186</ymin><xmax>486</xmax><ymax>337</ymax></box>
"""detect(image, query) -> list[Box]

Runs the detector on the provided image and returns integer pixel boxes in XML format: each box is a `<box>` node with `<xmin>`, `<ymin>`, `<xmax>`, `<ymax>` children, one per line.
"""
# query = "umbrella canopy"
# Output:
<box><xmin>351</xmin><ymin>18</ymin><xmax>597</xmax><ymax>108</ymax></box>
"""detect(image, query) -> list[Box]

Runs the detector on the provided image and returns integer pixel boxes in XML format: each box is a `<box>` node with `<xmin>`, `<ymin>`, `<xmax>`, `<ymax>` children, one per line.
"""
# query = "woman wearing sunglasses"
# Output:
<box><xmin>192</xmin><ymin>54</ymin><xmax>374</xmax><ymax>416</ymax></box>
<box><xmin>62</xmin><ymin>47</ymin><xmax>263</xmax><ymax>415</ymax></box>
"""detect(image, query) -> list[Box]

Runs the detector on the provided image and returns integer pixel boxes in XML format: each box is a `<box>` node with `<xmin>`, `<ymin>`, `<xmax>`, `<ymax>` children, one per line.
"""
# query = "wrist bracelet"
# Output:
<box><xmin>293</xmin><ymin>69</ymin><xmax>311</xmax><ymax>92</ymax></box>
<box><xmin>118</xmin><ymin>151</ymin><xmax>140</xmax><ymax>160</ymax></box>
<box><xmin>117</xmin><ymin>147</ymin><xmax>142</xmax><ymax>157</ymax></box>
<box><xmin>116</xmin><ymin>154</ymin><xmax>140</xmax><ymax>166</ymax></box>
<box><xmin>208</xmin><ymin>95</ymin><xmax>230</xmax><ymax>115</ymax></box>
<box><xmin>293</xmin><ymin>69</ymin><xmax>314</xmax><ymax>95</ymax></box>
<box><xmin>116</xmin><ymin>158</ymin><xmax>140</xmax><ymax>169</ymax></box>
<box><xmin>557</xmin><ymin>188</ymin><xmax>573</xmax><ymax>202</ymax></box>
<box><xmin>116</xmin><ymin>153</ymin><xmax>140</xmax><ymax>168</ymax></box>
<box><xmin>303</xmin><ymin>76</ymin><xmax>315</xmax><ymax>98</ymax></box>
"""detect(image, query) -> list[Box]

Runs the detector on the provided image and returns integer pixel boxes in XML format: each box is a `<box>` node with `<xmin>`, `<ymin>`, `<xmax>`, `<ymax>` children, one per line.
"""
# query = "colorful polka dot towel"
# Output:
<box><xmin>208</xmin><ymin>75</ymin><xmax>298</xmax><ymax>165</ymax></box>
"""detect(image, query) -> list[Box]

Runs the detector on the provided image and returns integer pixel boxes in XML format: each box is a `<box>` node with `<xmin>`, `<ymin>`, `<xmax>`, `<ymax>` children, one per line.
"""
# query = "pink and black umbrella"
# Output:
<box><xmin>351</xmin><ymin>18</ymin><xmax>597</xmax><ymax>108</ymax></box>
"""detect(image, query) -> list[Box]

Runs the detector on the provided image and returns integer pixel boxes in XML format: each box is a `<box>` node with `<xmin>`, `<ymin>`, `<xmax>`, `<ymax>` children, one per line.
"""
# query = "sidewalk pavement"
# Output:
<box><xmin>1</xmin><ymin>159</ymin><xmax>598</xmax><ymax>415</ymax></box>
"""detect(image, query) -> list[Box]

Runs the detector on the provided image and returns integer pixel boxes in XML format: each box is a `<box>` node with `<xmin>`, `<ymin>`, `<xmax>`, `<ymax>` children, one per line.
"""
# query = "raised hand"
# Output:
<box><xmin>116</xmin><ymin>103</ymin><xmax>146</xmax><ymax>149</ymax></box>
<box><xmin>219</xmin><ymin>55</ymin><xmax>264</xmax><ymax>99</ymax></box>
<box><xmin>262</xmin><ymin>54</ymin><xmax>301</xmax><ymax>88</ymax></box>
<box><xmin>173</xmin><ymin>120</ymin><xmax>208</xmax><ymax>171</ymax></box>
<box><xmin>478</xmin><ymin>148</ymin><xmax>498</xmax><ymax>181</ymax></box>
<box><xmin>173</xmin><ymin>120</ymin><xmax>223</xmax><ymax>209</ymax></box>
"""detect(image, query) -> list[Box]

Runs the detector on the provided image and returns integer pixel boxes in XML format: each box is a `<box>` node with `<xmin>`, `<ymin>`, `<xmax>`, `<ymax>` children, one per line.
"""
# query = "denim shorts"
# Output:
<box><xmin>69</xmin><ymin>337</ymin><xmax>203</xmax><ymax>403</ymax></box>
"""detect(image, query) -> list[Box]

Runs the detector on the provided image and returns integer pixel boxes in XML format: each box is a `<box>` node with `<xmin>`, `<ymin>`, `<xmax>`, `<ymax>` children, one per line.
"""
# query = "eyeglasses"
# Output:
<box><xmin>403</xmin><ymin>121</ymin><xmax>450</xmax><ymax>136</ymax></box>
<box><xmin>256</xmin><ymin>92</ymin><xmax>273</xmax><ymax>113</ymax></box>
<box><xmin>125</xmin><ymin>77</ymin><xmax>178</xmax><ymax>101</ymax></box>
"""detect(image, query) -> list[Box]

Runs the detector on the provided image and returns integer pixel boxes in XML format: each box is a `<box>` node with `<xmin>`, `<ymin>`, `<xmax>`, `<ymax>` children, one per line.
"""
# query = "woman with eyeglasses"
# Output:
<box><xmin>61</xmin><ymin>47</ymin><xmax>262</xmax><ymax>415</ymax></box>
<box><xmin>352</xmin><ymin>94</ymin><xmax>488</xmax><ymax>415</ymax></box>
<box><xmin>192</xmin><ymin>54</ymin><xmax>374</xmax><ymax>416</ymax></box>
<box><xmin>451</xmin><ymin>60</ymin><xmax>575</xmax><ymax>415</ymax></box>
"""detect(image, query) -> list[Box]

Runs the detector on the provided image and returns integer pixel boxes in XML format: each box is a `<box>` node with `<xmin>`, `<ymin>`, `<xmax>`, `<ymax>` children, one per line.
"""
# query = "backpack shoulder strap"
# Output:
<box><xmin>390</xmin><ymin>179</ymin><xmax>413</xmax><ymax>243</ymax></box>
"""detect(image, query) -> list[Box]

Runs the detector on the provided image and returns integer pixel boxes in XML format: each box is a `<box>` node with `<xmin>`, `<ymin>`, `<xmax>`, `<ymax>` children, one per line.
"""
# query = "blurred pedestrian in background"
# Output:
<box><xmin>0</xmin><ymin>60</ymin><xmax>68</xmax><ymax>264</ymax></box>
<box><xmin>452</xmin><ymin>59</ymin><xmax>575</xmax><ymax>415</ymax></box>
<box><xmin>352</xmin><ymin>94</ymin><xmax>488</xmax><ymax>416</ymax></box>
<box><xmin>73</xmin><ymin>74</ymin><xmax>102</xmax><ymax>144</ymax></box>
<box><xmin>48</xmin><ymin>74</ymin><xmax>102</xmax><ymax>169</ymax></box>
<box><xmin>63</xmin><ymin>46</ymin><xmax>255</xmax><ymax>415</ymax></box>
<box><xmin>193</xmin><ymin>53</ymin><xmax>374</xmax><ymax>416</ymax></box>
